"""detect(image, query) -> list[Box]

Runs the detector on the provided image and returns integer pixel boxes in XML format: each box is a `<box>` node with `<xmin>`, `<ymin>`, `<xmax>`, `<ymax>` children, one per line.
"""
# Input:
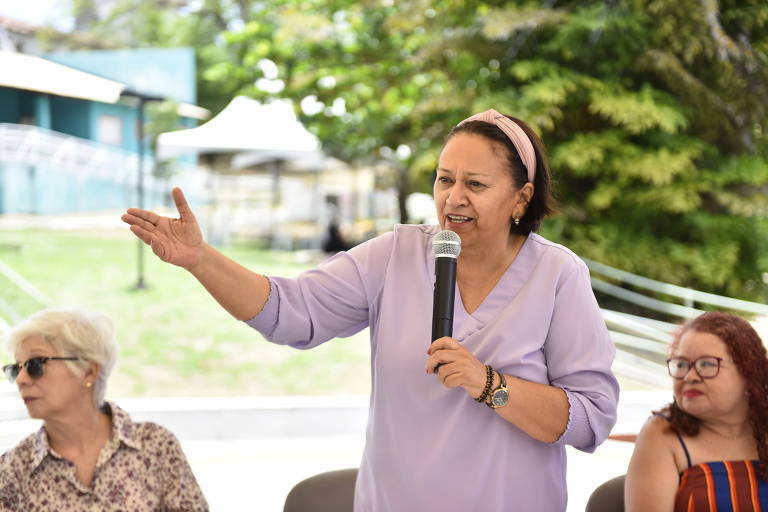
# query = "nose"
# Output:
<box><xmin>683</xmin><ymin>365</ymin><xmax>701</xmax><ymax>382</ymax></box>
<box><xmin>446</xmin><ymin>181</ymin><xmax>468</xmax><ymax>207</ymax></box>
<box><xmin>15</xmin><ymin>365</ymin><xmax>32</xmax><ymax>387</ymax></box>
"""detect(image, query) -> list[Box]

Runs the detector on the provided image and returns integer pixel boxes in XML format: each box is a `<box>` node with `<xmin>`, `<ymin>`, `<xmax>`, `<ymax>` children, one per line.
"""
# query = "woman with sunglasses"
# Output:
<box><xmin>625</xmin><ymin>311</ymin><xmax>768</xmax><ymax>511</ymax></box>
<box><xmin>0</xmin><ymin>308</ymin><xmax>208</xmax><ymax>511</ymax></box>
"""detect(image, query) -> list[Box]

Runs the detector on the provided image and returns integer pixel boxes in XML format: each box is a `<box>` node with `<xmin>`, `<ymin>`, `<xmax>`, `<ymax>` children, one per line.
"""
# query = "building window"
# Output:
<box><xmin>98</xmin><ymin>115</ymin><xmax>122</xmax><ymax>145</ymax></box>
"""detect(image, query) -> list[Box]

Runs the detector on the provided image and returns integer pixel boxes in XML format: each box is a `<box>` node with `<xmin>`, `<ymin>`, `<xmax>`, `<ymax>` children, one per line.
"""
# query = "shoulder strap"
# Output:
<box><xmin>653</xmin><ymin>412</ymin><xmax>692</xmax><ymax>469</ymax></box>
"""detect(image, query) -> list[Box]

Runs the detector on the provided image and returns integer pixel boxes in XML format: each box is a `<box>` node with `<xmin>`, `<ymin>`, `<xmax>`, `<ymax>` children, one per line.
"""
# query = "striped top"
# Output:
<box><xmin>675</xmin><ymin>460</ymin><xmax>768</xmax><ymax>511</ymax></box>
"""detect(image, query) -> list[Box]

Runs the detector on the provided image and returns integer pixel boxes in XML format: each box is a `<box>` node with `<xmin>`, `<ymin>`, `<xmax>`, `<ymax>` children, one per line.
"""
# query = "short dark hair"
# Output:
<box><xmin>446</xmin><ymin>115</ymin><xmax>554</xmax><ymax>235</ymax></box>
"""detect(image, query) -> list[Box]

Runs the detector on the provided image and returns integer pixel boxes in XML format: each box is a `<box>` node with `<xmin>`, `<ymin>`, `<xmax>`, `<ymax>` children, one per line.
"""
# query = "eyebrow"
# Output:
<box><xmin>435</xmin><ymin>167</ymin><xmax>491</xmax><ymax>177</ymax></box>
<box><xmin>17</xmin><ymin>350</ymin><xmax>54</xmax><ymax>360</ymax></box>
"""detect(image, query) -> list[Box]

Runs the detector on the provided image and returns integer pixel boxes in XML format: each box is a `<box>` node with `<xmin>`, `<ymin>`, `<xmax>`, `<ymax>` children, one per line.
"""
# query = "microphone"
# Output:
<box><xmin>431</xmin><ymin>230</ymin><xmax>461</xmax><ymax>343</ymax></box>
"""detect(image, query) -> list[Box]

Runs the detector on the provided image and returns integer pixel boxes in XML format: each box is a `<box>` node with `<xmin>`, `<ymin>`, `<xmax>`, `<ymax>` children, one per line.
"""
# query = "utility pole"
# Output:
<box><xmin>135</xmin><ymin>96</ymin><xmax>147</xmax><ymax>289</ymax></box>
<box><xmin>125</xmin><ymin>91</ymin><xmax>163</xmax><ymax>290</ymax></box>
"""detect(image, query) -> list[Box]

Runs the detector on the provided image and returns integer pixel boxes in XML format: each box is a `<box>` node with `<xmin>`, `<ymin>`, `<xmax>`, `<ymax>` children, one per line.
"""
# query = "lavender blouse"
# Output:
<box><xmin>0</xmin><ymin>402</ymin><xmax>208</xmax><ymax>511</ymax></box>
<box><xmin>248</xmin><ymin>224</ymin><xmax>619</xmax><ymax>511</ymax></box>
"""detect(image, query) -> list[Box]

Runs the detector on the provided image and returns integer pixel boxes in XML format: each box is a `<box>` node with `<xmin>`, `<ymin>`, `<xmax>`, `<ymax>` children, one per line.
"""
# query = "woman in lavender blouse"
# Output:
<box><xmin>0</xmin><ymin>308</ymin><xmax>208</xmax><ymax>511</ymax></box>
<box><xmin>122</xmin><ymin>109</ymin><xmax>619</xmax><ymax>511</ymax></box>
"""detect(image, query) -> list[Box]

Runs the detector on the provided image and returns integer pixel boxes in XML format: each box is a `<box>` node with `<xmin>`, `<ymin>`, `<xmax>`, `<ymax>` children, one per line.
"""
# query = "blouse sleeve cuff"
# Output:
<box><xmin>553</xmin><ymin>389</ymin><xmax>597</xmax><ymax>451</ymax></box>
<box><xmin>244</xmin><ymin>277</ymin><xmax>279</xmax><ymax>335</ymax></box>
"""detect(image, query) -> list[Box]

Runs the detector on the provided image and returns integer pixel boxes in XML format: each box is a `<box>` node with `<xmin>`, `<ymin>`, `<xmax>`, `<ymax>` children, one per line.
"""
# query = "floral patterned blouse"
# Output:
<box><xmin>0</xmin><ymin>402</ymin><xmax>208</xmax><ymax>511</ymax></box>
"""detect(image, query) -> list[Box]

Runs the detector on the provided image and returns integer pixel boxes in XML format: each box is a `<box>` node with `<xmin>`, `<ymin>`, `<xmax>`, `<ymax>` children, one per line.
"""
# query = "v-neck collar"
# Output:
<box><xmin>449</xmin><ymin>233</ymin><xmax>540</xmax><ymax>342</ymax></box>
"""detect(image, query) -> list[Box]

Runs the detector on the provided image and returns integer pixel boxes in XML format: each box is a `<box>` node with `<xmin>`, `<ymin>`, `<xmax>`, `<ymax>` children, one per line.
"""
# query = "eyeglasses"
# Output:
<box><xmin>666</xmin><ymin>356</ymin><xmax>726</xmax><ymax>380</ymax></box>
<box><xmin>2</xmin><ymin>357</ymin><xmax>79</xmax><ymax>383</ymax></box>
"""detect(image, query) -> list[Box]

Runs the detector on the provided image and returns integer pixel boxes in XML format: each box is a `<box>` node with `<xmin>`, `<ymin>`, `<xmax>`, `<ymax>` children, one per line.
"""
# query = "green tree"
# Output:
<box><xmin>499</xmin><ymin>0</ymin><xmax>768</xmax><ymax>299</ymax></box>
<box><xmin>39</xmin><ymin>0</ymin><xmax>260</xmax><ymax>113</ymax></box>
<box><xmin>43</xmin><ymin>0</ymin><xmax>768</xmax><ymax>300</ymax></box>
<box><xmin>219</xmin><ymin>0</ymin><xmax>768</xmax><ymax>299</ymax></box>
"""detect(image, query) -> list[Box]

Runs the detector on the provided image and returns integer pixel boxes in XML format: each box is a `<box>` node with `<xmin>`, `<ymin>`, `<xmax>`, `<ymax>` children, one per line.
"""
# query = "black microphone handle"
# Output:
<box><xmin>431</xmin><ymin>256</ymin><xmax>457</xmax><ymax>342</ymax></box>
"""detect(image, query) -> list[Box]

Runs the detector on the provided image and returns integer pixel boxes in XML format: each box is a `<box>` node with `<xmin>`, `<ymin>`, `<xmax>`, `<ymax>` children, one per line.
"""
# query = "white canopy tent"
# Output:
<box><xmin>231</xmin><ymin>149</ymin><xmax>348</xmax><ymax>174</ymax></box>
<box><xmin>157</xmin><ymin>96</ymin><xmax>320</xmax><ymax>159</ymax></box>
<box><xmin>157</xmin><ymin>96</ymin><xmax>355</xmax><ymax>249</ymax></box>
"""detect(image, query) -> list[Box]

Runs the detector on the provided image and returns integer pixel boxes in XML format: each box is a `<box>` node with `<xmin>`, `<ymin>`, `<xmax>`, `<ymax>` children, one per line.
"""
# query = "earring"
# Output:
<box><xmin>84</xmin><ymin>381</ymin><xmax>93</xmax><ymax>388</ymax></box>
<box><xmin>513</xmin><ymin>217</ymin><xmax>520</xmax><ymax>225</ymax></box>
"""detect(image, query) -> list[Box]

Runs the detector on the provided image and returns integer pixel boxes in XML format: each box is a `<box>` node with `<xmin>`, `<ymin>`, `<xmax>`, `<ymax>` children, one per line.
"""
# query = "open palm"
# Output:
<box><xmin>121</xmin><ymin>187</ymin><xmax>204</xmax><ymax>269</ymax></box>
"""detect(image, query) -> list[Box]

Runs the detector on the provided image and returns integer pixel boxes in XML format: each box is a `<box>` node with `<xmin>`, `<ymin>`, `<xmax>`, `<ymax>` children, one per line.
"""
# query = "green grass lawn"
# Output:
<box><xmin>0</xmin><ymin>229</ymin><xmax>371</xmax><ymax>398</ymax></box>
<box><xmin>0</xmin><ymin>227</ymin><xmax>657</xmax><ymax>398</ymax></box>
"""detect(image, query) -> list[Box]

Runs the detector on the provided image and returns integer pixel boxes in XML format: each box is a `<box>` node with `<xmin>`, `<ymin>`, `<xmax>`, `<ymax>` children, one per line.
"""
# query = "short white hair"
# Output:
<box><xmin>5</xmin><ymin>308</ymin><xmax>118</xmax><ymax>408</ymax></box>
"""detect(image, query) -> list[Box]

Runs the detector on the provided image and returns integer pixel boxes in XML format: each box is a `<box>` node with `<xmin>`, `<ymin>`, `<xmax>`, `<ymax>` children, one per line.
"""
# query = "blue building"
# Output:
<box><xmin>0</xmin><ymin>47</ymin><xmax>207</xmax><ymax>214</ymax></box>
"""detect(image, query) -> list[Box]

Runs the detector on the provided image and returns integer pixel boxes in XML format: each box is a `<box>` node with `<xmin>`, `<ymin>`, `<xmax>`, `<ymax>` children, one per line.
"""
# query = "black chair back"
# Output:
<box><xmin>283</xmin><ymin>468</ymin><xmax>358</xmax><ymax>512</ymax></box>
<box><xmin>585</xmin><ymin>474</ymin><xmax>626</xmax><ymax>512</ymax></box>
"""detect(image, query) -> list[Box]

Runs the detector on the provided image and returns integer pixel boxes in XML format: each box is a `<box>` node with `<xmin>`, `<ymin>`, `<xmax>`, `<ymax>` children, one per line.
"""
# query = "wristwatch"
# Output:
<box><xmin>486</xmin><ymin>371</ymin><xmax>509</xmax><ymax>409</ymax></box>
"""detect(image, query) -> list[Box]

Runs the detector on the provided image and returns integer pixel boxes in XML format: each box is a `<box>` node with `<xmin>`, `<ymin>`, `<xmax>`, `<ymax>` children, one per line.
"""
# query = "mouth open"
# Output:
<box><xmin>446</xmin><ymin>214</ymin><xmax>473</xmax><ymax>224</ymax></box>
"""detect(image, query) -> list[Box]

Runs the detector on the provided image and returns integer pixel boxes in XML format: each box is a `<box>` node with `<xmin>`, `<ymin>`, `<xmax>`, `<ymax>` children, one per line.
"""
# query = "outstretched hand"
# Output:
<box><xmin>121</xmin><ymin>187</ymin><xmax>204</xmax><ymax>270</ymax></box>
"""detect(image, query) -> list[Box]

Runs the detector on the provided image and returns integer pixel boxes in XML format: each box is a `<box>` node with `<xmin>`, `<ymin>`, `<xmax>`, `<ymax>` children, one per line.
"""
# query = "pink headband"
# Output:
<box><xmin>457</xmin><ymin>109</ymin><xmax>536</xmax><ymax>182</ymax></box>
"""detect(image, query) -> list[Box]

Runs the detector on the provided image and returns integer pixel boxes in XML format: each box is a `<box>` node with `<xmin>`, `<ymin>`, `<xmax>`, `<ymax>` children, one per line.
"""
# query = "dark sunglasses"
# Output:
<box><xmin>3</xmin><ymin>356</ymin><xmax>80</xmax><ymax>383</ymax></box>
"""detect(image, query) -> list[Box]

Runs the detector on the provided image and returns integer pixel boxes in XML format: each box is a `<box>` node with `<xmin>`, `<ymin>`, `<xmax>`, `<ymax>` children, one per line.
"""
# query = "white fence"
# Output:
<box><xmin>587</xmin><ymin>258</ymin><xmax>768</xmax><ymax>388</ymax></box>
<box><xmin>0</xmin><ymin>123</ymin><xmax>207</xmax><ymax>213</ymax></box>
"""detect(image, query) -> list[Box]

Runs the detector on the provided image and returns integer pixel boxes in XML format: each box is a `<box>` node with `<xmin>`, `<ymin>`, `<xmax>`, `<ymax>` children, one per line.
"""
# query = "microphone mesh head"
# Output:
<box><xmin>432</xmin><ymin>230</ymin><xmax>461</xmax><ymax>258</ymax></box>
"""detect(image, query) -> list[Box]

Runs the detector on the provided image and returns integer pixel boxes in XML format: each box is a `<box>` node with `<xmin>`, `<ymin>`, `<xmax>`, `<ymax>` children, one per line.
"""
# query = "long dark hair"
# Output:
<box><xmin>658</xmin><ymin>311</ymin><xmax>768</xmax><ymax>479</ymax></box>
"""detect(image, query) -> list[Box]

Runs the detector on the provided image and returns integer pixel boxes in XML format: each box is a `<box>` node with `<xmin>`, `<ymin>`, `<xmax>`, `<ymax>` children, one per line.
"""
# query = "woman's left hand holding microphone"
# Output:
<box><xmin>426</xmin><ymin>337</ymin><xmax>489</xmax><ymax>400</ymax></box>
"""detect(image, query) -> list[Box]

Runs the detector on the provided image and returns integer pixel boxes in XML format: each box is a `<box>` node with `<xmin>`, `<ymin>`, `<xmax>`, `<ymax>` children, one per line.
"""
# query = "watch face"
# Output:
<box><xmin>491</xmin><ymin>389</ymin><xmax>509</xmax><ymax>407</ymax></box>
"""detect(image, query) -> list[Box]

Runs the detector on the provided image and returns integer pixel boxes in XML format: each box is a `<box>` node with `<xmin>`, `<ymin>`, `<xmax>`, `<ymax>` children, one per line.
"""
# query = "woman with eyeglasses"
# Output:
<box><xmin>0</xmin><ymin>308</ymin><xmax>208</xmax><ymax>511</ymax></box>
<box><xmin>625</xmin><ymin>311</ymin><xmax>768</xmax><ymax>511</ymax></box>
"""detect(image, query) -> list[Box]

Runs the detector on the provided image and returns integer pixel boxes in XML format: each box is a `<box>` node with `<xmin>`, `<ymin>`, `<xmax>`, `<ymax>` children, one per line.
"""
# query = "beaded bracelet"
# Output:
<box><xmin>475</xmin><ymin>364</ymin><xmax>494</xmax><ymax>403</ymax></box>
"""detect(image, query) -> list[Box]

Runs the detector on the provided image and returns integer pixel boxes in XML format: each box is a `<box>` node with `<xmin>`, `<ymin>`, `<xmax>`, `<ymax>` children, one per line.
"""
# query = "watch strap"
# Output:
<box><xmin>485</xmin><ymin>371</ymin><xmax>508</xmax><ymax>409</ymax></box>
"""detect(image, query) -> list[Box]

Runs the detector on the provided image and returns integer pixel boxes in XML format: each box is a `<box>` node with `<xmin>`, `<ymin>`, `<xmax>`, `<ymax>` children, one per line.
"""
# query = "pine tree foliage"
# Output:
<box><xmin>426</xmin><ymin>0</ymin><xmax>768</xmax><ymax>300</ymax></box>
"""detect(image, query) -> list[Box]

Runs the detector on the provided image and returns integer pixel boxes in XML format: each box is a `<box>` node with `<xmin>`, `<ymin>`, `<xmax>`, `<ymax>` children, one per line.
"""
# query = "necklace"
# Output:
<box><xmin>701</xmin><ymin>423</ymin><xmax>752</xmax><ymax>441</ymax></box>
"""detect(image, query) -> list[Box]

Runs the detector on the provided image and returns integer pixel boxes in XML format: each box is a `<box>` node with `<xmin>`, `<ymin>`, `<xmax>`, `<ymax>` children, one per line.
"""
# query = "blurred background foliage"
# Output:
<box><xmin>44</xmin><ymin>0</ymin><xmax>768</xmax><ymax>300</ymax></box>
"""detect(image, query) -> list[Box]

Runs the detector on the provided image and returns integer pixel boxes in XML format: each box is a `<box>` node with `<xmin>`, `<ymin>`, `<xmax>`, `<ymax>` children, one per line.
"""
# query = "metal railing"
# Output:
<box><xmin>587</xmin><ymin>258</ymin><xmax>768</xmax><ymax>316</ymax></box>
<box><xmin>0</xmin><ymin>123</ymin><xmax>167</xmax><ymax>191</ymax></box>
<box><xmin>588</xmin><ymin>258</ymin><xmax>768</xmax><ymax>388</ymax></box>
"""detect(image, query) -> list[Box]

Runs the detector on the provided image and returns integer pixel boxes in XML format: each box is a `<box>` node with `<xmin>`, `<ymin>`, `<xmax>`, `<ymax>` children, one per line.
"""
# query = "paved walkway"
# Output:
<box><xmin>0</xmin><ymin>389</ymin><xmax>668</xmax><ymax>511</ymax></box>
